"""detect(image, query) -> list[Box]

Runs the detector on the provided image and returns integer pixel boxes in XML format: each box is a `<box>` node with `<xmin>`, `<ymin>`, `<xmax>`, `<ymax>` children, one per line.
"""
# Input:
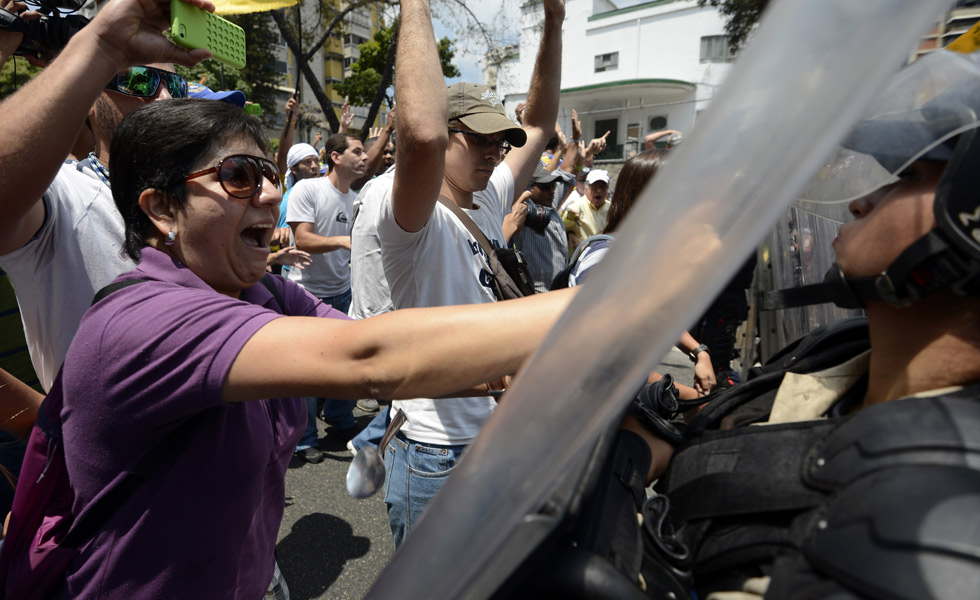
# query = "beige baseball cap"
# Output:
<box><xmin>446</xmin><ymin>83</ymin><xmax>527</xmax><ymax>148</ymax></box>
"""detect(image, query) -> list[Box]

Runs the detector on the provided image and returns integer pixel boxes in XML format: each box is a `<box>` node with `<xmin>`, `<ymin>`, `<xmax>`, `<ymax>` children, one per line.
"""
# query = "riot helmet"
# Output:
<box><xmin>779</xmin><ymin>49</ymin><xmax>980</xmax><ymax>308</ymax></box>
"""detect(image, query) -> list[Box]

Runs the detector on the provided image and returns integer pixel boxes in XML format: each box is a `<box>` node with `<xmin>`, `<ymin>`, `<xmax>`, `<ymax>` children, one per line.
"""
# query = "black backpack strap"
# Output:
<box><xmin>258</xmin><ymin>273</ymin><xmax>286</xmax><ymax>314</ymax></box>
<box><xmin>549</xmin><ymin>234</ymin><xmax>614</xmax><ymax>290</ymax></box>
<box><xmin>91</xmin><ymin>278</ymin><xmax>149</xmax><ymax>306</ymax></box>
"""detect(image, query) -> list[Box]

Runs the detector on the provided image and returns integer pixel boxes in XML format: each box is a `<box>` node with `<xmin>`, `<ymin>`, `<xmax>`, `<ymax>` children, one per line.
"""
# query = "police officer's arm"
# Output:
<box><xmin>390</xmin><ymin>0</ymin><xmax>447</xmax><ymax>233</ymax></box>
<box><xmin>503</xmin><ymin>0</ymin><xmax>564</xmax><ymax>197</ymax></box>
<box><xmin>621</xmin><ymin>415</ymin><xmax>676</xmax><ymax>484</ymax></box>
<box><xmin>0</xmin><ymin>0</ymin><xmax>211</xmax><ymax>256</ymax></box>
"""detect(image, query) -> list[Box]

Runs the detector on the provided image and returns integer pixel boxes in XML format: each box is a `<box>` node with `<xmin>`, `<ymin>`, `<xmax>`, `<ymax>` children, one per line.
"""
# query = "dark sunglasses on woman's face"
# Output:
<box><xmin>185</xmin><ymin>155</ymin><xmax>282</xmax><ymax>200</ymax></box>
<box><xmin>105</xmin><ymin>66</ymin><xmax>189</xmax><ymax>99</ymax></box>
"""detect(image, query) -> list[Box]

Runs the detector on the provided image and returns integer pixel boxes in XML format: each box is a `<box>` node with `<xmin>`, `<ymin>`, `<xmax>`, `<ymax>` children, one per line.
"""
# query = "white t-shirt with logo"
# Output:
<box><xmin>367</xmin><ymin>163</ymin><xmax>515</xmax><ymax>445</ymax></box>
<box><xmin>349</xmin><ymin>173</ymin><xmax>395</xmax><ymax>320</ymax></box>
<box><xmin>286</xmin><ymin>177</ymin><xmax>356</xmax><ymax>299</ymax></box>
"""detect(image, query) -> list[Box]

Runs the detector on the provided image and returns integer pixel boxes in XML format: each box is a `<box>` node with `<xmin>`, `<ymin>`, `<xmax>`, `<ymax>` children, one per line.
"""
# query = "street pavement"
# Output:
<box><xmin>275</xmin><ymin>347</ymin><xmax>696</xmax><ymax>599</ymax></box>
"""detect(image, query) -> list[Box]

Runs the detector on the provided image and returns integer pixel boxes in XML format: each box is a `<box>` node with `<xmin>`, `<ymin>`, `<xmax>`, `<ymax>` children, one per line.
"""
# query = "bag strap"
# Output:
<box><xmin>549</xmin><ymin>234</ymin><xmax>615</xmax><ymax>290</ymax></box>
<box><xmin>436</xmin><ymin>196</ymin><xmax>523</xmax><ymax>300</ymax></box>
<box><xmin>258</xmin><ymin>273</ymin><xmax>287</xmax><ymax>314</ymax></box>
<box><xmin>570</xmin><ymin>234</ymin><xmax>614</xmax><ymax>269</ymax></box>
<box><xmin>91</xmin><ymin>278</ymin><xmax>149</xmax><ymax>305</ymax></box>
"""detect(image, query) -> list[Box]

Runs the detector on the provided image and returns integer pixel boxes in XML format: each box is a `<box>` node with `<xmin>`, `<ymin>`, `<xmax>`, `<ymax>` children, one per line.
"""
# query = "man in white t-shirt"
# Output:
<box><xmin>286</xmin><ymin>132</ymin><xmax>367</xmax><ymax>462</ymax></box>
<box><xmin>0</xmin><ymin>41</ymin><xmax>193</xmax><ymax>392</ymax></box>
<box><xmin>356</xmin><ymin>0</ymin><xmax>564</xmax><ymax>547</ymax></box>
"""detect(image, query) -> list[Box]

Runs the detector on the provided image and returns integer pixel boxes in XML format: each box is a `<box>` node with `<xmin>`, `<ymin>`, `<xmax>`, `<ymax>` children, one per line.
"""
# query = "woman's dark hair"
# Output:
<box><xmin>110</xmin><ymin>99</ymin><xmax>270</xmax><ymax>261</ymax></box>
<box><xmin>603</xmin><ymin>148</ymin><xmax>669</xmax><ymax>234</ymax></box>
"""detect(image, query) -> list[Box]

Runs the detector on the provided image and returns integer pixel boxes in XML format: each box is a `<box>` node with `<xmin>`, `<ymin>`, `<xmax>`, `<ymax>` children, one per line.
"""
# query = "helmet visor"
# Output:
<box><xmin>795</xmin><ymin>50</ymin><xmax>980</xmax><ymax>221</ymax></box>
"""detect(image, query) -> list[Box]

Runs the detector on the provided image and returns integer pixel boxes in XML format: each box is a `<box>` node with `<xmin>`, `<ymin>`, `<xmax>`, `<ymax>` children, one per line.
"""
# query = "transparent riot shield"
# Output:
<box><xmin>366</xmin><ymin>0</ymin><xmax>952</xmax><ymax>598</ymax></box>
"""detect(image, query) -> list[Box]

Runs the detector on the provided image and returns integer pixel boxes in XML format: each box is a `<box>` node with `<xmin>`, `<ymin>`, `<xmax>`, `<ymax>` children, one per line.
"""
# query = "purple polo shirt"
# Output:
<box><xmin>57</xmin><ymin>248</ymin><xmax>347</xmax><ymax>599</ymax></box>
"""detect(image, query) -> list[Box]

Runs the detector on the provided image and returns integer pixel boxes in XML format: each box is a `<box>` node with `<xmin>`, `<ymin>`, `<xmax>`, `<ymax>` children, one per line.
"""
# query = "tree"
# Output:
<box><xmin>333</xmin><ymin>20</ymin><xmax>460</xmax><ymax>109</ymax></box>
<box><xmin>272</xmin><ymin>0</ymin><xmax>508</xmax><ymax>137</ymax></box>
<box><xmin>0</xmin><ymin>58</ymin><xmax>42</xmax><ymax>100</ymax></box>
<box><xmin>175</xmin><ymin>12</ymin><xmax>282</xmax><ymax>123</ymax></box>
<box><xmin>697</xmin><ymin>0</ymin><xmax>770</xmax><ymax>51</ymax></box>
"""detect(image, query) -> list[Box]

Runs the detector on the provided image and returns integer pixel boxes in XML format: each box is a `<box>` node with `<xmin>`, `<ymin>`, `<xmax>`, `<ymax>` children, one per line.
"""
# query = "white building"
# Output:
<box><xmin>491</xmin><ymin>0</ymin><xmax>734</xmax><ymax>161</ymax></box>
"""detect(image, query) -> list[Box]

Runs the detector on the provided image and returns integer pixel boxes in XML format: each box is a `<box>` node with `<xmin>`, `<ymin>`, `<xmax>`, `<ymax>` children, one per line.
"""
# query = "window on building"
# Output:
<box><xmin>700</xmin><ymin>35</ymin><xmax>735</xmax><ymax>63</ymax></box>
<box><xmin>594</xmin><ymin>52</ymin><xmax>619</xmax><ymax>73</ymax></box>
<box><xmin>343</xmin><ymin>56</ymin><xmax>356</xmax><ymax>69</ymax></box>
<box><xmin>275</xmin><ymin>60</ymin><xmax>288</xmax><ymax>74</ymax></box>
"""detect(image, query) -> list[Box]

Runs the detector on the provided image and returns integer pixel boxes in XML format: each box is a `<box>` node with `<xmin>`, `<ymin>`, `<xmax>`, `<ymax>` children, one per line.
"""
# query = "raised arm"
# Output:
<box><xmin>560</xmin><ymin>109</ymin><xmax>582</xmax><ymax>174</ymax></box>
<box><xmin>275</xmin><ymin>91</ymin><xmax>299</xmax><ymax>176</ymax></box>
<box><xmin>225</xmin><ymin>287</ymin><xmax>576</xmax><ymax>402</ymax></box>
<box><xmin>644</xmin><ymin>129</ymin><xmax>680</xmax><ymax>150</ymax></box>
<box><xmin>503</xmin><ymin>0</ymin><xmax>564</xmax><ymax>194</ymax></box>
<box><xmin>0</xmin><ymin>0</ymin><xmax>211</xmax><ymax>256</ymax></box>
<box><xmin>390</xmin><ymin>0</ymin><xmax>448</xmax><ymax>232</ymax></box>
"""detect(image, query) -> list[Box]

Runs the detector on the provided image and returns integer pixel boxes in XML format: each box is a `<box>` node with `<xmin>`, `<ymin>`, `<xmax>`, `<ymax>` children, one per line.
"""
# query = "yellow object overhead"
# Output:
<box><xmin>211</xmin><ymin>0</ymin><xmax>298</xmax><ymax>15</ymax></box>
<box><xmin>946</xmin><ymin>20</ymin><xmax>980</xmax><ymax>54</ymax></box>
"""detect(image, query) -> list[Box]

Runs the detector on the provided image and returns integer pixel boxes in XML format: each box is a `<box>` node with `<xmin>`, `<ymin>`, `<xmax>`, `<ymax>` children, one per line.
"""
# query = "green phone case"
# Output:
<box><xmin>170</xmin><ymin>0</ymin><xmax>246</xmax><ymax>70</ymax></box>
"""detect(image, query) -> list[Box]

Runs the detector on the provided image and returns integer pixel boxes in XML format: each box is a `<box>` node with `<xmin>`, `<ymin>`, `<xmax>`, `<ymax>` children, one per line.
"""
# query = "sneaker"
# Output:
<box><xmin>295</xmin><ymin>447</ymin><xmax>325</xmax><ymax>464</ymax></box>
<box><xmin>356</xmin><ymin>398</ymin><xmax>380</xmax><ymax>413</ymax></box>
<box><xmin>347</xmin><ymin>439</ymin><xmax>358</xmax><ymax>457</ymax></box>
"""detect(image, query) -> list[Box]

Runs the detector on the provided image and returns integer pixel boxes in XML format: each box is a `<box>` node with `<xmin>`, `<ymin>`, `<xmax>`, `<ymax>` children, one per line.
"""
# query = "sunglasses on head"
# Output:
<box><xmin>185</xmin><ymin>155</ymin><xmax>282</xmax><ymax>200</ymax></box>
<box><xmin>105</xmin><ymin>66</ymin><xmax>188</xmax><ymax>99</ymax></box>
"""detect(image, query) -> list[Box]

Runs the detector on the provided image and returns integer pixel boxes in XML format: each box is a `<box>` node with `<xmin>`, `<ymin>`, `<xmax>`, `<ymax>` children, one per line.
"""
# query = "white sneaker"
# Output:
<box><xmin>347</xmin><ymin>439</ymin><xmax>357</xmax><ymax>457</ymax></box>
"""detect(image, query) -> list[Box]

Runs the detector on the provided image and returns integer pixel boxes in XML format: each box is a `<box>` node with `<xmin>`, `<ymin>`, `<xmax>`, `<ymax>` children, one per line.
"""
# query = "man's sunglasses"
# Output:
<box><xmin>185</xmin><ymin>155</ymin><xmax>282</xmax><ymax>200</ymax></box>
<box><xmin>105</xmin><ymin>66</ymin><xmax>188</xmax><ymax>99</ymax></box>
<box><xmin>449</xmin><ymin>128</ymin><xmax>511</xmax><ymax>151</ymax></box>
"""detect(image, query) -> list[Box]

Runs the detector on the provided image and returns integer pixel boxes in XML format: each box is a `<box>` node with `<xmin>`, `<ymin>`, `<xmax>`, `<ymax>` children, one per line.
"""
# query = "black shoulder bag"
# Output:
<box><xmin>437</xmin><ymin>196</ymin><xmax>536</xmax><ymax>300</ymax></box>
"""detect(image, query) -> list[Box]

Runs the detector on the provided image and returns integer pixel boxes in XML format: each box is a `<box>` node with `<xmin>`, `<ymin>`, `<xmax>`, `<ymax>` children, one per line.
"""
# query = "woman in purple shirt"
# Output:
<box><xmin>17</xmin><ymin>99</ymin><xmax>573</xmax><ymax>599</ymax></box>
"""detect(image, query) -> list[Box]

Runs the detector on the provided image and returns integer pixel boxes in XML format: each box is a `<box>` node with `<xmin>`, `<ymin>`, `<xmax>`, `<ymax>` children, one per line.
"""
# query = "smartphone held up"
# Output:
<box><xmin>169</xmin><ymin>0</ymin><xmax>246</xmax><ymax>69</ymax></box>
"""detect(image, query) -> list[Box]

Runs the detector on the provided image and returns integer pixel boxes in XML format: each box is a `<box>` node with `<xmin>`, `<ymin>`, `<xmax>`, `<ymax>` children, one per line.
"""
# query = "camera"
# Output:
<box><xmin>524</xmin><ymin>201</ymin><xmax>551</xmax><ymax>234</ymax></box>
<box><xmin>0</xmin><ymin>0</ymin><xmax>89</xmax><ymax>60</ymax></box>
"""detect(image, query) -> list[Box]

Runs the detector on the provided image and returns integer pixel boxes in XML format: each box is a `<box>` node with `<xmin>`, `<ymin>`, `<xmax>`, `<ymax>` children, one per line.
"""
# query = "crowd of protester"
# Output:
<box><xmin>0</xmin><ymin>0</ymin><xmax>978</xmax><ymax>597</ymax></box>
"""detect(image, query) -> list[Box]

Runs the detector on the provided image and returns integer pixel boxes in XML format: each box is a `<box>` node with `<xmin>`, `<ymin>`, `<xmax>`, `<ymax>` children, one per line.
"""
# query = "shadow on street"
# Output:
<box><xmin>277</xmin><ymin>513</ymin><xmax>372</xmax><ymax>599</ymax></box>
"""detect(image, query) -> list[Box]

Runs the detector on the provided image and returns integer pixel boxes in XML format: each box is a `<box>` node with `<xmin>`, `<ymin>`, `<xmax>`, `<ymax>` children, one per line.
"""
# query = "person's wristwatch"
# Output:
<box><xmin>688</xmin><ymin>343</ymin><xmax>709</xmax><ymax>363</ymax></box>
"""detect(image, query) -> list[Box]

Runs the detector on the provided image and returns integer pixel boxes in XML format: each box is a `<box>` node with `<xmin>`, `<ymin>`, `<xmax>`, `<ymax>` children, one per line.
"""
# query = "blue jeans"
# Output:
<box><xmin>383</xmin><ymin>432</ymin><xmax>466</xmax><ymax>548</ymax></box>
<box><xmin>351</xmin><ymin>406</ymin><xmax>389</xmax><ymax>452</ymax></box>
<box><xmin>296</xmin><ymin>397</ymin><xmax>357</xmax><ymax>451</ymax></box>
<box><xmin>320</xmin><ymin>288</ymin><xmax>352</xmax><ymax>315</ymax></box>
<box><xmin>296</xmin><ymin>288</ymin><xmax>355</xmax><ymax>451</ymax></box>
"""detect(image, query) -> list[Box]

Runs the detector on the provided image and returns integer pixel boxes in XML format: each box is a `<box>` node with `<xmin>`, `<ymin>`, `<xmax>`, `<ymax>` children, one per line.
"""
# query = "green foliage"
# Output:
<box><xmin>697</xmin><ymin>0</ymin><xmax>770</xmax><ymax>51</ymax></box>
<box><xmin>175</xmin><ymin>13</ymin><xmax>283</xmax><ymax>122</ymax></box>
<box><xmin>0</xmin><ymin>57</ymin><xmax>42</xmax><ymax>100</ymax></box>
<box><xmin>333</xmin><ymin>21</ymin><xmax>460</xmax><ymax>107</ymax></box>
